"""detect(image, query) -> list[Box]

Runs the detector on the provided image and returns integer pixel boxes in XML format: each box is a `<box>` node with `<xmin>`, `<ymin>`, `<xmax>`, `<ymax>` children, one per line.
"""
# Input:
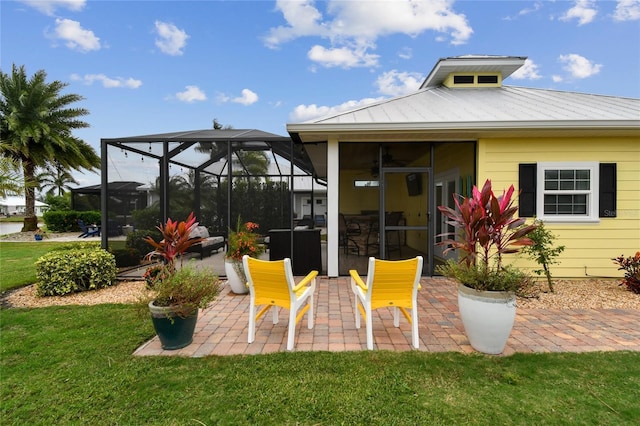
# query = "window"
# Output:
<box><xmin>354</xmin><ymin>180</ymin><xmax>379</xmax><ymax>187</ymax></box>
<box><xmin>520</xmin><ymin>162</ymin><xmax>616</xmax><ymax>220</ymax></box>
<box><xmin>537</xmin><ymin>162</ymin><xmax>599</xmax><ymax>222</ymax></box>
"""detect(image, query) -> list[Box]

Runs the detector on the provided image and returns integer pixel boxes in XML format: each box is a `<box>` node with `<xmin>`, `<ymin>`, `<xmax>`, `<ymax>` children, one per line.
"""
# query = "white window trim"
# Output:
<box><xmin>536</xmin><ymin>161</ymin><xmax>599</xmax><ymax>223</ymax></box>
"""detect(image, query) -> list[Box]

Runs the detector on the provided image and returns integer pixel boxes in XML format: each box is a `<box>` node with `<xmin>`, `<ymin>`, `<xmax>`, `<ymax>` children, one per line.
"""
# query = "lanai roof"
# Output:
<box><xmin>102</xmin><ymin>129</ymin><xmax>316</xmax><ymax>177</ymax></box>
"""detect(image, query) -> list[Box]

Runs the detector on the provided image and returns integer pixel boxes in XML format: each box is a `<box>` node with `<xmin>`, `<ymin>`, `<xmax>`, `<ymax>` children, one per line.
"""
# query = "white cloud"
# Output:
<box><xmin>217</xmin><ymin>89</ymin><xmax>259</xmax><ymax>106</ymax></box>
<box><xmin>70</xmin><ymin>73</ymin><xmax>142</xmax><ymax>88</ymax></box>
<box><xmin>20</xmin><ymin>0</ymin><xmax>85</xmax><ymax>16</ymax></box>
<box><xmin>510</xmin><ymin>59</ymin><xmax>542</xmax><ymax>80</ymax></box>
<box><xmin>397</xmin><ymin>47</ymin><xmax>412</xmax><ymax>60</ymax></box>
<box><xmin>375</xmin><ymin>70</ymin><xmax>423</xmax><ymax>96</ymax></box>
<box><xmin>558</xmin><ymin>54</ymin><xmax>602</xmax><ymax>79</ymax></box>
<box><xmin>154</xmin><ymin>21</ymin><xmax>189</xmax><ymax>56</ymax></box>
<box><xmin>552</xmin><ymin>75</ymin><xmax>563</xmax><ymax>83</ymax></box>
<box><xmin>175</xmin><ymin>86</ymin><xmax>207</xmax><ymax>103</ymax></box>
<box><xmin>290</xmin><ymin>97</ymin><xmax>383</xmax><ymax>122</ymax></box>
<box><xmin>560</xmin><ymin>0</ymin><xmax>597</xmax><ymax>25</ymax></box>
<box><xmin>232</xmin><ymin>89</ymin><xmax>259</xmax><ymax>106</ymax></box>
<box><xmin>613</xmin><ymin>0</ymin><xmax>640</xmax><ymax>21</ymax></box>
<box><xmin>52</xmin><ymin>18</ymin><xmax>100</xmax><ymax>52</ymax></box>
<box><xmin>503</xmin><ymin>1</ymin><xmax>542</xmax><ymax>20</ymax></box>
<box><xmin>265</xmin><ymin>0</ymin><xmax>472</xmax><ymax>69</ymax></box>
<box><xmin>307</xmin><ymin>45</ymin><xmax>379</xmax><ymax>68</ymax></box>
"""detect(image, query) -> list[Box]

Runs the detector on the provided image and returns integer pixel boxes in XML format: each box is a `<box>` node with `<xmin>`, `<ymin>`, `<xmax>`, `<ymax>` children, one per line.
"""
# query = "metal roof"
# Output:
<box><xmin>288</xmin><ymin>86</ymin><xmax>640</xmax><ymax>134</ymax></box>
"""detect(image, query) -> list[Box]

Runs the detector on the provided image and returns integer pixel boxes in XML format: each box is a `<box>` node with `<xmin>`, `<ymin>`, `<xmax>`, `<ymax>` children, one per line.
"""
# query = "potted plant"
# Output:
<box><xmin>142</xmin><ymin>212</ymin><xmax>221</xmax><ymax>350</ymax></box>
<box><xmin>436</xmin><ymin>179</ymin><xmax>537</xmax><ymax>354</ymax></box>
<box><xmin>225</xmin><ymin>216</ymin><xmax>265</xmax><ymax>294</ymax></box>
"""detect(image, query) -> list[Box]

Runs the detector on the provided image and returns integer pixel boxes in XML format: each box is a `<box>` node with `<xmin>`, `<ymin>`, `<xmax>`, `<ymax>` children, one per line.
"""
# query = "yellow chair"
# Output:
<box><xmin>243</xmin><ymin>255</ymin><xmax>318</xmax><ymax>351</ymax></box>
<box><xmin>350</xmin><ymin>256</ymin><xmax>423</xmax><ymax>350</ymax></box>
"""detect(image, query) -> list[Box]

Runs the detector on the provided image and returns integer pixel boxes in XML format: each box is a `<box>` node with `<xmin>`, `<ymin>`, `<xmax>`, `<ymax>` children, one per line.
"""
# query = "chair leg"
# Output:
<box><xmin>248</xmin><ymin>302</ymin><xmax>256</xmax><ymax>344</ymax></box>
<box><xmin>393</xmin><ymin>307</ymin><xmax>400</xmax><ymax>327</ymax></box>
<box><xmin>287</xmin><ymin>307</ymin><xmax>296</xmax><ymax>351</ymax></box>
<box><xmin>272</xmin><ymin>306</ymin><xmax>279</xmax><ymax>324</ymax></box>
<box><xmin>365</xmin><ymin>306</ymin><xmax>374</xmax><ymax>350</ymax></box>
<box><xmin>411</xmin><ymin>307</ymin><xmax>419</xmax><ymax>349</ymax></box>
<box><xmin>354</xmin><ymin>298</ymin><xmax>361</xmax><ymax>329</ymax></box>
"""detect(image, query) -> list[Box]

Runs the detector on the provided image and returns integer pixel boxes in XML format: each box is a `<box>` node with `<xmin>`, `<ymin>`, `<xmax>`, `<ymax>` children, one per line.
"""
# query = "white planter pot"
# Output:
<box><xmin>225</xmin><ymin>259</ymin><xmax>248</xmax><ymax>294</ymax></box>
<box><xmin>457</xmin><ymin>283</ymin><xmax>516</xmax><ymax>355</ymax></box>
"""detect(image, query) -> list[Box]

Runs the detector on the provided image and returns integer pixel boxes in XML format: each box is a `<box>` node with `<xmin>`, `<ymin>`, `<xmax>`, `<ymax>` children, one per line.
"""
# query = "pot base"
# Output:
<box><xmin>458</xmin><ymin>284</ymin><xmax>516</xmax><ymax>355</ymax></box>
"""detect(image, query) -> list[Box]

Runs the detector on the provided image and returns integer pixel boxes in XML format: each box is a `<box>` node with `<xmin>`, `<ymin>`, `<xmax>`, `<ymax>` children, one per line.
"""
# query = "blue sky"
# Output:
<box><xmin>2</xmin><ymin>0</ymin><xmax>639</xmax><ymax>187</ymax></box>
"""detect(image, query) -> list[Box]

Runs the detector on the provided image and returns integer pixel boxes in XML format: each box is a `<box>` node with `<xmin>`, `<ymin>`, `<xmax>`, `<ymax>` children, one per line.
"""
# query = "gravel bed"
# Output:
<box><xmin>2</xmin><ymin>278</ymin><xmax>638</xmax><ymax>310</ymax></box>
<box><xmin>2</xmin><ymin>231</ymin><xmax>638</xmax><ymax>310</ymax></box>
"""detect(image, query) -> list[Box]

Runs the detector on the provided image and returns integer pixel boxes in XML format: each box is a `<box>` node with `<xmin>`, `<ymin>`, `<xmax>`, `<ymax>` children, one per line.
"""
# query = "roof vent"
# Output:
<box><xmin>444</xmin><ymin>72</ymin><xmax>502</xmax><ymax>88</ymax></box>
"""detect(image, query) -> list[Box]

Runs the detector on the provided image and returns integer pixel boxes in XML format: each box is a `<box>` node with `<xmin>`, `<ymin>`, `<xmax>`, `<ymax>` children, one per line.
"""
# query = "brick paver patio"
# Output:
<box><xmin>134</xmin><ymin>277</ymin><xmax>640</xmax><ymax>357</ymax></box>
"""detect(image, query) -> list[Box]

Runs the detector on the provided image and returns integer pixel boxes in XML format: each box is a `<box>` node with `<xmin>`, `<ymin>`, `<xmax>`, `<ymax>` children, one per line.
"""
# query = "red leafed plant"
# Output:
<box><xmin>144</xmin><ymin>212</ymin><xmax>204</xmax><ymax>274</ymax></box>
<box><xmin>226</xmin><ymin>216</ymin><xmax>265</xmax><ymax>262</ymax></box>
<box><xmin>436</xmin><ymin>179</ymin><xmax>538</xmax><ymax>291</ymax></box>
<box><xmin>612</xmin><ymin>252</ymin><xmax>640</xmax><ymax>294</ymax></box>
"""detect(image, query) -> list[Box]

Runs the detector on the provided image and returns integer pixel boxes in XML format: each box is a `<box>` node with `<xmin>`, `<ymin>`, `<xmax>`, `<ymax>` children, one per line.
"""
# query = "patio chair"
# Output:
<box><xmin>350</xmin><ymin>256</ymin><xmax>423</xmax><ymax>350</ymax></box>
<box><xmin>77</xmin><ymin>219</ymin><xmax>100</xmax><ymax>238</ymax></box>
<box><xmin>243</xmin><ymin>255</ymin><xmax>318</xmax><ymax>351</ymax></box>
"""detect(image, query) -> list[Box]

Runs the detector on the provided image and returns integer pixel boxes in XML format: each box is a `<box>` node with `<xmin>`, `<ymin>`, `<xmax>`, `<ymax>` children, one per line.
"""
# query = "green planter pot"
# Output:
<box><xmin>148</xmin><ymin>301</ymin><xmax>199</xmax><ymax>350</ymax></box>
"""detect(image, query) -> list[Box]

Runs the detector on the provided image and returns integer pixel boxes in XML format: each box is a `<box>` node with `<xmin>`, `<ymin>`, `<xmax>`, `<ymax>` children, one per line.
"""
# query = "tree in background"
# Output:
<box><xmin>0</xmin><ymin>64</ymin><xmax>100</xmax><ymax>231</ymax></box>
<box><xmin>0</xmin><ymin>155</ymin><xmax>26</xmax><ymax>197</ymax></box>
<box><xmin>37</xmin><ymin>161</ymin><xmax>79</xmax><ymax>196</ymax></box>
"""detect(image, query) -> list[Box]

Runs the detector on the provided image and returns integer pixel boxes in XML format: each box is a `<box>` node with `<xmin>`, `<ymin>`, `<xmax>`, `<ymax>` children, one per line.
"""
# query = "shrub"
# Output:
<box><xmin>110</xmin><ymin>248</ymin><xmax>141</xmax><ymax>267</ymax></box>
<box><xmin>521</xmin><ymin>219</ymin><xmax>565</xmax><ymax>293</ymax></box>
<box><xmin>126</xmin><ymin>228</ymin><xmax>162</xmax><ymax>259</ymax></box>
<box><xmin>145</xmin><ymin>262</ymin><xmax>221</xmax><ymax>318</ymax></box>
<box><xmin>43</xmin><ymin>210</ymin><xmax>101</xmax><ymax>232</ymax></box>
<box><xmin>50</xmin><ymin>241</ymin><xmax>101</xmax><ymax>252</ymax></box>
<box><xmin>131</xmin><ymin>207</ymin><xmax>161</xmax><ymax>231</ymax></box>
<box><xmin>35</xmin><ymin>248</ymin><xmax>117</xmax><ymax>296</ymax></box>
<box><xmin>612</xmin><ymin>252</ymin><xmax>640</xmax><ymax>294</ymax></box>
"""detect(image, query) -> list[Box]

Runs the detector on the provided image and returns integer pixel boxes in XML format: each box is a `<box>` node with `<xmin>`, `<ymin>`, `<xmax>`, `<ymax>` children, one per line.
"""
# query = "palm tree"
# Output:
<box><xmin>0</xmin><ymin>155</ymin><xmax>25</xmax><ymax>197</ymax></box>
<box><xmin>0</xmin><ymin>64</ymin><xmax>99</xmax><ymax>231</ymax></box>
<box><xmin>37</xmin><ymin>162</ymin><xmax>79</xmax><ymax>196</ymax></box>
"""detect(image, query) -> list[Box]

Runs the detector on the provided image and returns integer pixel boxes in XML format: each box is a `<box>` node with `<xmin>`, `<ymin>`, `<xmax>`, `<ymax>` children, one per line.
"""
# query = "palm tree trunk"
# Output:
<box><xmin>21</xmin><ymin>159</ymin><xmax>38</xmax><ymax>232</ymax></box>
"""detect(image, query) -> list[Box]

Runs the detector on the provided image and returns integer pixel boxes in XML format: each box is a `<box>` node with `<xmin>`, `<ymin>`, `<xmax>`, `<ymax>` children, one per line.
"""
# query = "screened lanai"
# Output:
<box><xmin>100</xmin><ymin>129</ymin><xmax>325</xmax><ymax>276</ymax></box>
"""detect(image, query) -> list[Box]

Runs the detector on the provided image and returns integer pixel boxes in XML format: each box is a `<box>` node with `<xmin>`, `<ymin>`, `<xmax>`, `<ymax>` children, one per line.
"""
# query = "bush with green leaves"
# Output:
<box><xmin>110</xmin><ymin>248</ymin><xmax>141</xmax><ymax>267</ymax></box>
<box><xmin>126</xmin><ymin>228</ymin><xmax>162</xmax><ymax>259</ymax></box>
<box><xmin>521</xmin><ymin>219</ymin><xmax>565</xmax><ymax>293</ymax></box>
<box><xmin>35</xmin><ymin>247</ymin><xmax>117</xmax><ymax>296</ymax></box>
<box><xmin>42</xmin><ymin>210</ymin><xmax>101</xmax><ymax>232</ymax></box>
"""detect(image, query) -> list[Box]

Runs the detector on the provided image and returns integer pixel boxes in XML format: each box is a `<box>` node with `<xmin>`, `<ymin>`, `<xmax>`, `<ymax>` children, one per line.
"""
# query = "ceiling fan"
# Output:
<box><xmin>370</xmin><ymin>146</ymin><xmax>405</xmax><ymax>177</ymax></box>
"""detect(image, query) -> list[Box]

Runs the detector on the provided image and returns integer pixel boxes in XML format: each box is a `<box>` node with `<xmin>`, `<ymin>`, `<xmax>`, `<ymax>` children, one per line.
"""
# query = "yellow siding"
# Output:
<box><xmin>339</xmin><ymin>169</ymin><xmax>379</xmax><ymax>214</ymax></box>
<box><xmin>435</xmin><ymin>142</ymin><xmax>475</xmax><ymax>178</ymax></box>
<box><xmin>477</xmin><ymin>136</ymin><xmax>640</xmax><ymax>278</ymax></box>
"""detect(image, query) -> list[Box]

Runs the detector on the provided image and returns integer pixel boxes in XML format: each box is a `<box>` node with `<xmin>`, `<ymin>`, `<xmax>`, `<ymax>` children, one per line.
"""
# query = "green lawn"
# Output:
<box><xmin>1</xmin><ymin>304</ymin><xmax>639</xmax><ymax>425</ymax></box>
<box><xmin>0</xmin><ymin>241</ymin><xmax>62</xmax><ymax>291</ymax></box>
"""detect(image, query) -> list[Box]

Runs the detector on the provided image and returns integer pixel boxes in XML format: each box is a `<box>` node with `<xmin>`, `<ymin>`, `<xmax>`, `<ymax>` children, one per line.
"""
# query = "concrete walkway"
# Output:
<box><xmin>134</xmin><ymin>277</ymin><xmax>640</xmax><ymax>357</ymax></box>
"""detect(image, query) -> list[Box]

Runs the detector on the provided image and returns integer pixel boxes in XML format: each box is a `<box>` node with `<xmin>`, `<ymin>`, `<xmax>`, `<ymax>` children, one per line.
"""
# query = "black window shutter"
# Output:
<box><xmin>519</xmin><ymin>163</ymin><xmax>537</xmax><ymax>217</ymax></box>
<box><xmin>599</xmin><ymin>163</ymin><xmax>616</xmax><ymax>217</ymax></box>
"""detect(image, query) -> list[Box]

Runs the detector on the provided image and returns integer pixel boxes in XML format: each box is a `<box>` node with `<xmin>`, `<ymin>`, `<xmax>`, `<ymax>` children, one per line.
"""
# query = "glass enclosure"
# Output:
<box><xmin>100</xmin><ymin>130</ymin><xmax>321</xmax><ymax>278</ymax></box>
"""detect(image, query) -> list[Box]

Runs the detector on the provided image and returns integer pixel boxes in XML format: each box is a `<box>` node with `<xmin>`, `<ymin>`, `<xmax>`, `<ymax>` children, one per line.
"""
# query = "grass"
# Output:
<box><xmin>0</xmin><ymin>240</ymin><xmax>105</xmax><ymax>292</ymax></box>
<box><xmin>0</xmin><ymin>241</ymin><xmax>64</xmax><ymax>291</ymax></box>
<box><xmin>1</xmin><ymin>304</ymin><xmax>639</xmax><ymax>425</ymax></box>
